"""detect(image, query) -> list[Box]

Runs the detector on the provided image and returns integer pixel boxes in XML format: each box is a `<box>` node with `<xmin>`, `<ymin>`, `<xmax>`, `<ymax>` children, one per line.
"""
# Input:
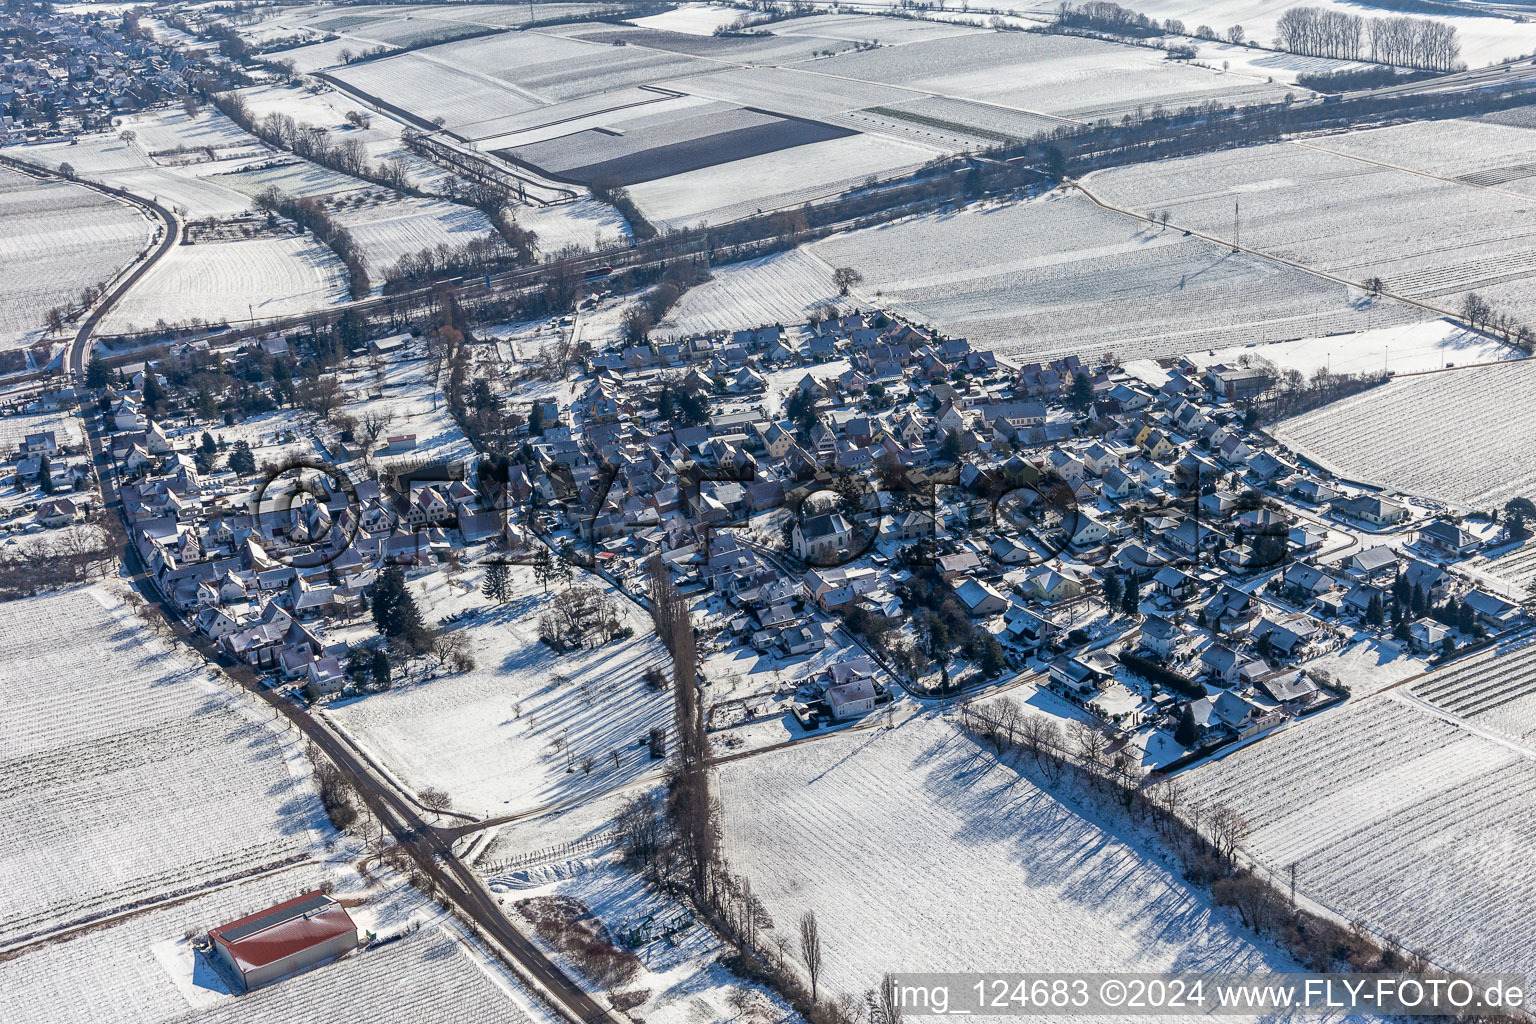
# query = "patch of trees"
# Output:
<box><xmin>306</xmin><ymin>744</ymin><xmax>359</xmax><ymax>831</ymax></box>
<box><xmin>254</xmin><ymin>187</ymin><xmax>370</xmax><ymax>299</ymax></box>
<box><xmin>1275</xmin><ymin>6</ymin><xmax>1461</xmax><ymax>70</ymax></box>
<box><xmin>1294</xmin><ymin>65</ymin><xmax>1434</xmax><ymax>92</ymax></box>
<box><xmin>383</xmin><ymin>235</ymin><xmax>517</xmax><ymax>291</ymax></box>
<box><xmin>1052</xmin><ymin>1</ymin><xmax>1164</xmax><ymax>38</ymax></box>
<box><xmin>621</xmin><ymin>258</ymin><xmax>711</xmax><ymax>342</ymax></box>
<box><xmin>1252</xmin><ymin>367</ymin><xmax>1389</xmax><ymax>422</ymax></box>
<box><xmin>1119</xmin><ymin>650</ymin><xmax>1204</xmax><ymax>699</ymax></box>
<box><xmin>1461</xmin><ymin>292</ymin><xmax>1534</xmax><ymax>350</ymax></box>
<box><xmin>0</xmin><ymin>525</ymin><xmax>111</xmax><ymax>601</ymax></box>
<box><xmin>589</xmin><ymin>175</ymin><xmax>657</xmax><ymax>240</ymax></box>
<box><xmin>211</xmin><ymin>90</ymin><xmax>420</xmax><ymax>198</ymax></box>
<box><xmin>538</xmin><ymin>584</ymin><xmax>626</xmax><ymax>649</ymax></box>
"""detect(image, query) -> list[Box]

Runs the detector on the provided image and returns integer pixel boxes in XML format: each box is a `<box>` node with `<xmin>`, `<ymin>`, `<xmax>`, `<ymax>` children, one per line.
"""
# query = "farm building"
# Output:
<box><xmin>209</xmin><ymin>890</ymin><xmax>358</xmax><ymax>991</ymax></box>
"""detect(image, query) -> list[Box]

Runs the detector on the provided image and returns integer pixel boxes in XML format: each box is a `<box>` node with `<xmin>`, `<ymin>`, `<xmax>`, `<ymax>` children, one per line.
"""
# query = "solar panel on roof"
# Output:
<box><xmin>218</xmin><ymin>893</ymin><xmax>334</xmax><ymax>944</ymax></box>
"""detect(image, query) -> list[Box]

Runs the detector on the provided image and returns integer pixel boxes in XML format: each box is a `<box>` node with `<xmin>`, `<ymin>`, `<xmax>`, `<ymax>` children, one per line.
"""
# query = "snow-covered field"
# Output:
<box><xmin>1183</xmin><ymin>318</ymin><xmax>1520</xmax><ymax>379</ymax></box>
<box><xmin>813</xmin><ymin>192</ymin><xmax>1416</xmax><ymax>361</ymax></box>
<box><xmin>0</xmin><ymin>408</ymin><xmax>85</xmax><ymax>453</ymax></box>
<box><xmin>521</xmin><ymin>198</ymin><xmax>631</xmax><ymax>256</ymax></box>
<box><xmin>99</xmin><ymin>235</ymin><xmax>350</xmax><ymax>335</ymax></box>
<box><xmin>0</xmin><ymin>849</ymin><xmax>552</xmax><ymax>1024</ymax></box>
<box><xmin>0</xmin><ymin>586</ymin><xmax>331</xmax><ymax>946</ymax></box>
<box><xmin>0</xmin><ymin>167</ymin><xmax>154</xmax><ymax>352</ymax></box>
<box><xmin>628</xmin><ymin>2</ymin><xmax>746</xmax><ymax>36</ymax></box>
<box><xmin>326</xmin><ymin>563</ymin><xmax>672</xmax><ymax>817</ymax></box>
<box><xmin>659</xmin><ymin>249</ymin><xmax>844</xmax><ymax>337</ymax></box>
<box><xmin>333</xmin><ymin>352</ymin><xmax>472</xmax><ymax>468</ymax></box>
<box><xmin>718</xmin><ymin>714</ymin><xmax>1297</xmax><ymax>1016</ymax></box>
<box><xmin>1411</xmin><ymin>640</ymin><xmax>1536</xmax><ymax>745</ymax></box>
<box><xmin>334</xmin><ymin>198</ymin><xmax>499</xmax><ymax>281</ymax></box>
<box><xmin>1307</xmin><ymin>118</ymin><xmax>1536</xmax><ymax>194</ymax></box>
<box><xmin>1272</xmin><ymin>357</ymin><xmax>1536</xmax><ymax>509</ymax></box>
<box><xmin>1185</xmin><ymin>693</ymin><xmax>1536</xmax><ymax>988</ymax></box>
<box><xmin>1088</xmin><ymin>140</ymin><xmax>1536</xmax><ymax>327</ymax></box>
<box><xmin>630</xmin><ymin>132</ymin><xmax>940</xmax><ymax>230</ymax></box>
<box><xmin>805</xmin><ymin>30</ymin><xmax>1289</xmax><ymax>123</ymax></box>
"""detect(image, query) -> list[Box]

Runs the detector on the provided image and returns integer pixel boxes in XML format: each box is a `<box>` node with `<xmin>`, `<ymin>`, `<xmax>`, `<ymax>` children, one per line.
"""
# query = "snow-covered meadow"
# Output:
<box><xmin>0</xmin><ymin>168</ymin><xmax>154</xmax><ymax>352</ymax></box>
<box><xmin>1182</xmin><ymin>318</ymin><xmax>1520</xmax><ymax>379</ymax></box>
<box><xmin>658</xmin><ymin>249</ymin><xmax>845</xmax><ymax>337</ymax></box>
<box><xmin>334</xmin><ymin>198</ymin><xmax>500</xmax><ymax>282</ymax></box>
<box><xmin>813</xmin><ymin>192</ymin><xmax>1414</xmax><ymax>361</ymax></box>
<box><xmin>1185</xmin><ymin>694</ymin><xmax>1536</xmax><ymax>989</ymax></box>
<box><xmin>99</xmin><ymin>235</ymin><xmax>351</xmax><ymax>334</ymax></box>
<box><xmin>0</xmin><ymin>586</ymin><xmax>332</xmax><ymax>947</ymax></box>
<box><xmin>1088</xmin><ymin>139</ymin><xmax>1536</xmax><ymax>326</ymax></box>
<box><xmin>1272</xmin><ymin>357</ymin><xmax>1536</xmax><ymax>509</ymax></box>
<box><xmin>326</xmin><ymin>563</ymin><xmax>672</xmax><ymax>818</ymax></box>
<box><xmin>717</xmin><ymin>714</ymin><xmax>1299</xmax><ymax>1017</ymax></box>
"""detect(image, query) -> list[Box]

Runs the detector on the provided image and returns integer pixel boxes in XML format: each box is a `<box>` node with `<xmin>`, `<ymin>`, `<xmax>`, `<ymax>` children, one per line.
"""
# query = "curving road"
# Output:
<box><xmin>42</xmin><ymin>160</ymin><xmax>618</xmax><ymax>1024</ymax></box>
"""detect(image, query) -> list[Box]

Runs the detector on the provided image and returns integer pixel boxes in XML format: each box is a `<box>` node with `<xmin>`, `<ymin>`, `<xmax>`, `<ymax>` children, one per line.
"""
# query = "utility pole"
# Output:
<box><xmin>1233</xmin><ymin>199</ymin><xmax>1240</xmax><ymax>252</ymax></box>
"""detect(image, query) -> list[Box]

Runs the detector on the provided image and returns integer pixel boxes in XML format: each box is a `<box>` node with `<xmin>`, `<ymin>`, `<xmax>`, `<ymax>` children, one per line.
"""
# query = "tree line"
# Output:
<box><xmin>1275</xmin><ymin>6</ymin><xmax>1461</xmax><ymax>71</ymax></box>
<box><xmin>253</xmin><ymin>186</ymin><xmax>371</xmax><ymax>299</ymax></box>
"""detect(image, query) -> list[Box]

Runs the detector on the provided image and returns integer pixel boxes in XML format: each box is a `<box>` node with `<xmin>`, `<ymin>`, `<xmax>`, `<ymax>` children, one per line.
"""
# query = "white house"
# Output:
<box><xmin>825</xmin><ymin>678</ymin><xmax>877</xmax><ymax>720</ymax></box>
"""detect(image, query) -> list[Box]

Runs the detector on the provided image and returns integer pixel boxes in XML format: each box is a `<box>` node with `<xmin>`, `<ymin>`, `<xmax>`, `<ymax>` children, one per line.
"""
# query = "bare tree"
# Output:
<box><xmin>1207</xmin><ymin>804</ymin><xmax>1250</xmax><ymax>863</ymax></box>
<box><xmin>799</xmin><ymin>910</ymin><xmax>824</xmax><ymax>1002</ymax></box>
<box><xmin>419</xmin><ymin>786</ymin><xmax>452</xmax><ymax>810</ymax></box>
<box><xmin>832</xmin><ymin>266</ymin><xmax>864</xmax><ymax>297</ymax></box>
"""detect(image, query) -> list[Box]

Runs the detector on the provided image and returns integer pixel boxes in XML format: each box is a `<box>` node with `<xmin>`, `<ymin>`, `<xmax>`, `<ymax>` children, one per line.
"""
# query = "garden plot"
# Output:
<box><xmin>0</xmin><ymin>408</ymin><xmax>84</xmax><ymax>453</ymax></box>
<box><xmin>0</xmin><ymin>586</ymin><xmax>332</xmax><ymax>947</ymax></box>
<box><xmin>98</xmin><ymin>235</ymin><xmax>350</xmax><ymax>335</ymax></box>
<box><xmin>1182</xmin><ymin>318</ymin><xmax>1519</xmax><ymax>379</ymax></box>
<box><xmin>658</xmin><ymin>248</ymin><xmax>843</xmax><ymax>337</ymax></box>
<box><xmin>805</xmin><ymin>31</ymin><xmax>1289</xmax><ymax>123</ymax></box>
<box><xmin>499</xmin><ymin>106</ymin><xmax>853</xmax><ymax>185</ymax></box>
<box><xmin>1272</xmin><ymin>358</ymin><xmax>1536</xmax><ymax>509</ymax></box>
<box><xmin>325</xmin><ymin>564</ymin><xmax>671</xmax><ymax>817</ymax></box>
<box><xmin>1088</xmin><ymin>141</ymin><xmax>1536</xmax><ymax>324</ymax></box>
<box><xmin>813</xmin><ymin>192</ymin><xmax>1415</xmax><ymax>362</ymax></box>
<box><xmin>1184</xmin><ymin>694</ymin><xmax>1536</xmax><ymax>988</ymax></box>
<box><xmin>334</xmin><ymin>198</ymin><xmax>500</xmax><ymax>279</ymax></box>
<box><xmin>334</xmin><ymin>353</ymin><xmax>471</xmax><ymax>468</ymax></box>
<box><xmin>630</xmin><ymin>132</ymin><xmax>941</xmax><ymax>230</ymax></box>
<box><xmin>717</xmin><ymin>715</ymin><xmax>1296</xmax><ymax>1016</ymax></box>
<box><xmin>0</xmin><ymin>168</ymin><xmax>154</xmax><ymax>353</ymax></box>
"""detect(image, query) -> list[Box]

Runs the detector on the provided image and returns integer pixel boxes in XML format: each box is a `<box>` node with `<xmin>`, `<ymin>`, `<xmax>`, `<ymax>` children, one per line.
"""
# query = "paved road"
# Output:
<box><xmin>54</xmin><ymin>170</ymin><xmax>617</xmax><ymax>1023</ymax></box>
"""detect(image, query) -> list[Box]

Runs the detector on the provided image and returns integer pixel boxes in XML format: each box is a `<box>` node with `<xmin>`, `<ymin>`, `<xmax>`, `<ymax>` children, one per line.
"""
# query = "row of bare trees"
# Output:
<box><xmin>0</xmin><ymin>524</ymin><xmax>112</xmax><ymax>600</ymax></box>
<box><xmin>1275</xmin><ymin>6</ymin><xmax>1460</xmax><ymax>70</ymax></box>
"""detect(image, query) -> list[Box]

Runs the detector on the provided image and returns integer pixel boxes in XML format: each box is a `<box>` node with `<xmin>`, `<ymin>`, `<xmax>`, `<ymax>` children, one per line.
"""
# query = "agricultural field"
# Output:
<box><xmin>805</xmin><ymin>30</ymin><xmax>1290</xmax><ymax>123</ymax></box>
<box><xmin>498</xmin><ymin>108</ymin><xmax>853</xmax><ymax>186</ymax></box>
<box><xmin>659</xmin><ymin>249</ymin><xmax>845</xmax><ymax>337</ymax></box>
<box><xmin>1306</xmin><ymin>117</ymin><xmax>1536</xmax><ymax>195</ymax></box>
<box><xmin>1271</xmin><ymin>358</ymin><xmax>1536</xmax><ymax>509</ymax></box>
<box><xmin>717</xmin><ymin>715</ymin><xmax>1297</xmax><ymax>1017</ymax></box>
<box><xmin>812</xmin><ymin>191</ymin><xmax>1417</xmax><ymax>361</ymax></box>
<box><xmin>0</xmin><ymin>167</ymin><xmax>154</xmax><ymax>354</ymax></box>
<box><xmin>1087</xmin><ymin>140</ymin><xmax>1536</xmax><ymax>326</ymax></box>
<box><xmin>1181</xmin><ymin>318</ymin><xmax>1520</xmax><ymax>380</ymax></box>
<box><xmin>325</xmin><ymin>563</ymin><xmax>672</xmax><ymax>817</ymax></box>
<box><xmin>334</xmin><ymin>198</ymin><xmax>500</xmax><ymax>282</ymax></box>
<box><xmin>1471</xmin><ymin>541</ymin><xmax>1536</xmax><ymax>594</ymax></box>
<box><xmin>519</xmin><ymin>198</ymin><xmax>630</xmax><ymax>256</ymax></box>
<box><xmin>630</xmin><ymin>131</ymin><xmax>939</xmax><ymax>229</ymax></box>
<box><xmin>1412</xmin><ymin>638</ymin><xmax>1536</xmax><ymax>744</ymax></box>
<box><xmin>0</xmin><ymin>586</ymin><xmax>331</xmax><ymax>947</ymax></box>
<box><xmin>1184</xmin><ymin>694</ymin><xmax>1536</xmax><ymax>989</ymax></box>
<box><xmin>98</xmin><ymin>234</ymin><xmax>351</xmax><ymax>335</ymax></box>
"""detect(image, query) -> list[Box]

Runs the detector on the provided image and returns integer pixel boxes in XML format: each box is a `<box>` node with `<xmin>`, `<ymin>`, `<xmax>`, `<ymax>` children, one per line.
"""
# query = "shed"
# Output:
<box><xmin>209</xmin><ymin>891</ymin><xmax>358</xmax><ymax>990</ymax></box>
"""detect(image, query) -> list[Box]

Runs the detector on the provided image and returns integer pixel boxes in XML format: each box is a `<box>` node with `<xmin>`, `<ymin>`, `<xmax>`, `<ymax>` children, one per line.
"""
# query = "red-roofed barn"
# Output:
<box><xmin>209</xmin><ymin>891</ymin><xmax>358</xmax><ymax>990</ymax></box>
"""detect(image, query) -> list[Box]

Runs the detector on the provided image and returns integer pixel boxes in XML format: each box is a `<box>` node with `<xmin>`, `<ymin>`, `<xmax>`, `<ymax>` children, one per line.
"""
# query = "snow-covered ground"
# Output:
<box><xmin>1088</xmin><ymin>138</ymin><xmax>1536</xmax><ymax>329</ymax></box>
<box><xmin>520</xmin><ymin>198</ymin><xmax>630</xmax><ymax>257</ymax></box>
<box><xmin>99</xmin><ymin>234</ymin><xmax>350</xmax><ymax>335</ymax></box>
<box><xmin>1185</xmin><ymin>692</ymin><xmax>1536</xmax><ymax>990</ymax></box>
<box><xmin>627</xmin><ymin>2</ymin><xmax>745</xmax><ymax>35</ymax></box>
<box><xmin>0</xmin><ymin>585</ymin><xmax>332</xmax><ymax>946</ymax></box>
<box><xmin>334</xmin><ymin>198</ymin><xmax>500</xmax><ymax>283</ymax></box>
<box><xmin>332</xmin><ymin>352</ymin><xmax>473</xmax><ymax>469</ymax></box>
<box><xmin>717</xmin><ymin>713</ymin><xmax>1300</xmax><ymax>1018</ymax></box>
<box><xmin>659</xmin><ymin>248</ymin><xmax>845</xmax><ymax>337</ymax></box>
<box><xmin>1272</xmin><ymin>357</ymin><xmax>1536</xmax><ymax>510</ymax></box>
<box><xmin>488</xmin><ymin>854</ymin><xmax>792</xmax><ymax>1024</ymax></box>
<box><xmin>0</xmin><ymin>167</ymin><xmax>154</xmax><ymax>353</ymax></box>
<box><xmin>814</xmin><ymin>192</ymin><xmax>1416</xmax><ymax>362</ymax></box>
<box><xmin>326</xmin><ymin>562</ymin><xmax>672</xmax><ymax>818</ymax></box>
<box><xmin>0</xmin><ymin>407</ymin><xmax>85</xmax><ymax>453</ymax></box>
<box><xmin>1183</xmin><ymin>318</ymin><xmax>1521</xmax><ymax>379</ymax></box>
